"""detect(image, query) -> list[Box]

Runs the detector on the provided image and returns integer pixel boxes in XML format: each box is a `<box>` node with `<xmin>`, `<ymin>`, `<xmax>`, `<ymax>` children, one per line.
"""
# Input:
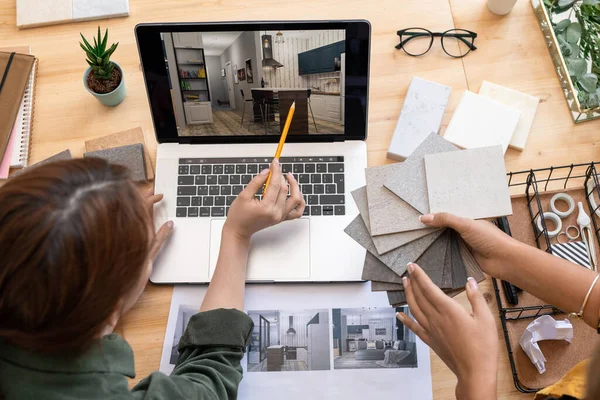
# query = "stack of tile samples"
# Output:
<box><xmin>344</xmin><ymin>133</ymin><xmax>513</xmax><ymax>306</ymax></box>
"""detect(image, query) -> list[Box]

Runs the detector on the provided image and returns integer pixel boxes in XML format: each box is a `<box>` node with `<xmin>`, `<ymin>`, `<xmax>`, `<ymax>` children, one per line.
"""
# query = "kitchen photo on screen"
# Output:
<box><xmin>161</xmin><ymin>30</ymin><xmax>346</xmax><ymax>136</ymax></box>
<box><xmin>332</xmin><ymin>307</ymin><xmax>418</xmax><ymax>369</ymax></box>
<box><xmin>247</xmin><ymin>309</ymin><xmax>331</xmax><ymax>372</ymax></box>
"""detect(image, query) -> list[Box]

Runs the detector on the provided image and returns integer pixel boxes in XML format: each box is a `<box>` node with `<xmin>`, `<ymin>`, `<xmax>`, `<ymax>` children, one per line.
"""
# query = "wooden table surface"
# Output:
<box><xmin>2</xmin><ymin>0</ymin><xmax>599</xmax><ymax>398</ymax></box>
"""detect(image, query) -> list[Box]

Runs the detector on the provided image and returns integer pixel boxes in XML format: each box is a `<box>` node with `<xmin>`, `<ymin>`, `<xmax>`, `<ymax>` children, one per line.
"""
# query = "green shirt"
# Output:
<box><xmin>0</xmin><ymin>308</ymin><xmax>254</xmax><ymax>400</ymax></box>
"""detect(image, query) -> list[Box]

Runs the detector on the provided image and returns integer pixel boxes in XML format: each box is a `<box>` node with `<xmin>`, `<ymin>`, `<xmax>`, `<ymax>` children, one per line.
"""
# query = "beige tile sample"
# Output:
<box><xmin>366</xmin><ymin>164</ymin><xmax>429</xmax><ymax>236</ymax></box>
<box><xmin>384</xmin><ymin>133</ymin><xmax>458</xmax><ymax>215</ymax></box>
<box><xmin>17</xmin><ymin>0</ymin><xmax>73</xmax><ymax>28</ymax></box>
<box><xmin>352</xmin><ymin>186</ymin><xmax>437</xmax><ymax>254</ymax></box>
<box><xmin>73</xmin><ymin>0</ymin><xmax>129</xmax><ymax>22</ymax></box>
<box><xmin>442</xmin><ymin>91</ymin><xmax>520</xmax><ymax>154</ymax></box>
<box><xmin>478</xmin><ymin>81</ymin><xmax>540</xmax><ymax>152</ymax></box>
<box><xmin>425</xmin><ymin>145</ymin><xmax>513</xmax><ymax>219</ymax></box>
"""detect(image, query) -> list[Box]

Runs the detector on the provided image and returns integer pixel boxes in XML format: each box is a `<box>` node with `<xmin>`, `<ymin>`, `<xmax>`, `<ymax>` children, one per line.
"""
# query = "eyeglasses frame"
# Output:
<box><xmin>395</xmin><ymin>28</ymin><xmax>478</xmax><ymax>58</ymax></box>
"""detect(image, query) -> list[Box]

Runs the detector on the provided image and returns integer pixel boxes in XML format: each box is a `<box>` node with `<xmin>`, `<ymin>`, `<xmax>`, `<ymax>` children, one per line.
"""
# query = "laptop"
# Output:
<box><xmin>135</xmin><ymin>20</ymin><xmax>370</xmax><ymax>283</ymax></box>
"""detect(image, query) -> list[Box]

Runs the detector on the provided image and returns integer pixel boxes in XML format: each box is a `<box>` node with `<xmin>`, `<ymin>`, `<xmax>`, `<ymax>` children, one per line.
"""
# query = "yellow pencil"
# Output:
<box><xmin>263</xmin><ymin>101</ymin><xmax>296</xmax><ymax>195</ymax></box>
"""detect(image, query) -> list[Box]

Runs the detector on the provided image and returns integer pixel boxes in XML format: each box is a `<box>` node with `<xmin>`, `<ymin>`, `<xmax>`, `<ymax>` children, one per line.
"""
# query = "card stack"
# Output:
<box><xmin>344</xmin><ymin>133</ymin><xmax>513</xmax><ymax>306</ymax></box>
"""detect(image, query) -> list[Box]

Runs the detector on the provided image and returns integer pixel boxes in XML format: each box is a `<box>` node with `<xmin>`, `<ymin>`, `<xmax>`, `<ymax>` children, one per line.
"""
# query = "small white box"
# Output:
<box><xmin>387</xmin><ymin>77</ymin><xmax>451</xmax><ymax>161</ymax></box>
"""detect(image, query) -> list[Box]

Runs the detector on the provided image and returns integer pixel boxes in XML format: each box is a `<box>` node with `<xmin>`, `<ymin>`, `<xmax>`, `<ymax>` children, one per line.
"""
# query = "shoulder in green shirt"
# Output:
<box><xmin>0</xmin><ymin>308</ymin><xmax>254</xmax><ymax>400</ymax></box>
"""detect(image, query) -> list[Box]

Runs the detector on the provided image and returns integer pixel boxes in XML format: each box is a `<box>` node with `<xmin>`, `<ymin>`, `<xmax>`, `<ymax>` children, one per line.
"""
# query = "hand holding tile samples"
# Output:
<box><xmin>345</xmin><ymin>133</ymin><xmax>512</xmax><ymax>306</ymax></box>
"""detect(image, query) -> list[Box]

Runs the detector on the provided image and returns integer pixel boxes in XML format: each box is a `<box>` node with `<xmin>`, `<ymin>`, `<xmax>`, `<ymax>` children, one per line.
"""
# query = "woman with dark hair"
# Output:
<box><xmin>0</xmin><ymin>157</ymin><xmax>305</xmax><ymax>399</ymax></box>
<box><xmin>398</xmin><ymin>213</ymin><xmax>600</xmax><ymax>400</ymax></box>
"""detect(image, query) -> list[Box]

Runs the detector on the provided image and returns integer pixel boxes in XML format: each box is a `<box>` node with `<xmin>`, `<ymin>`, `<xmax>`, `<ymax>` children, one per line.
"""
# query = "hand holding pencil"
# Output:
<box><xmin>263</xmin><ymin>101</ymin><xmax>295</xmax><ymax>194</ymax></box>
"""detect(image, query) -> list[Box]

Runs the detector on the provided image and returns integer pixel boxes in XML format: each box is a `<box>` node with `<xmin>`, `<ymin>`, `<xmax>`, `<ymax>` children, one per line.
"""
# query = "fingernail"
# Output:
<box><xmin>273</xmin><ymin>158</ymin><xmax>279</xmax><ymax>165</ymax></box>
<box><xmin>260</xmin><ymin>169</ymin><xmax>270</xmax><ymax>175</ymax></box>
<box><xmin>407</xmin><ymin>263</ymin><xmax>415</xmax><ymax>273</ymax></box>
<box><xmin>396</xmin><ymin>312</ymin><xmax>405</xmax><ymax>322</ymax></box>
<box><xmin>167</xmin><ymin>220</ymin><xmax>174</xmax><ymax>229</ymax></box>
<box><xmin>419</xmin><ymin>214</ymin><xmax>434</xmax><ymax>223</ymax></box>
<box><xmin>467</xmin><ymin>277</ymin><xmax>478</xmax><ymax>290</ymax></box>
<box><xmin>402</xmin><ymin>277</ymin><xmax>408</xmax><ymax>286</ymax></box>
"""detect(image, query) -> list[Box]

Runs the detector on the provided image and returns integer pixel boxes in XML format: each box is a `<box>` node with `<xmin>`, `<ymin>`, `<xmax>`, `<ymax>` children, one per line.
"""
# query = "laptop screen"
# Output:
<box><xmin>136</xmin><ymin>21</ymin><xmax>370</xmax><ymax>144</ymax></box>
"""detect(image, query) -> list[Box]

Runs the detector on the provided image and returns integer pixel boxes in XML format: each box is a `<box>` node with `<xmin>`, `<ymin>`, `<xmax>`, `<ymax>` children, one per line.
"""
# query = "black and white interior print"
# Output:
<box><xmin>332</xmin><ymin>307</ymin><xmax>418</xmax><ymax>369</ymax></box>
<box><xmin>247</xmin><ymin>309</ymin><xmax>331</xmax><ymax>372</ymax></box>
<box><xmin>170</xmin><ymin>304</ymin><xmax>198</xmax><ymax>365</ymax></box>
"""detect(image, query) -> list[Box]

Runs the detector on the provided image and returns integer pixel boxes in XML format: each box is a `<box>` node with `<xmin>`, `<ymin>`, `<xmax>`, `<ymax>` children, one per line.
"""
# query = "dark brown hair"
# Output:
<box><xmin>0</xmin><ymin>158</ymin><xmax>152</xmax><ymax>354</ymax></box>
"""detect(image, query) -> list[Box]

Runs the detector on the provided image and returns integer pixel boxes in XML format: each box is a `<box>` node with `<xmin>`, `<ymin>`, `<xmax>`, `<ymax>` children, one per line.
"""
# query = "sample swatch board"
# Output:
<box><xmin>387</xmin><ymin>77</ymin><xmax>451</xmax><ymax>161</ymax></box>
<box><xmin>442</xmin><ymin>90</ymin><xmax>520</xmax><ymax>154</ymax></box>
<box><xmin>425</xmin><ymin>145</ymin><xmax>513</xmax><ymax>219</ymax></box>
<box><xmin>17</xmin><ymin>0</ymin><xmax>129</xmax><ymax>28</ymax></box>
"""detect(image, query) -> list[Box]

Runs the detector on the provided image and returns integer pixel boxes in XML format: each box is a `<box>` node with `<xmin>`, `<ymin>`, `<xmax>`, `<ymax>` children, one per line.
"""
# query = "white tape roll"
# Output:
<box><xmin>550</xmin><ymin>193</ymin><xmax>575</xmax><ymax>218</ymax></box>
<box><xmin>566</xmin><ymin>225</ymin><xmax>580</xmax><ymax>240</ymax></box>
<box><xmin>536</xmin><ymin>212</ymin><xmax>562</xmax><ymax>238</ymax></box>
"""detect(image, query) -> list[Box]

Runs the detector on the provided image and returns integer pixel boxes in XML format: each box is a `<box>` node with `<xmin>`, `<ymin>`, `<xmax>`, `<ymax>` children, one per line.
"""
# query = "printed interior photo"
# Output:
<box><xmin>169</xmin><ymin>304</ymin><xmax>198</xmax><ymax>365</ymax></box>
<box><xmin>332</xmin><ymin>307</ymin><xmax>418</xmax><ymax>369</ymax></box>
<box><xmin>160</xmin><ymin>30</ymin><xmax>346</xmax><ymax>136</ymax></box>
<box><xmin>247</xmin><ymin>309</ymin><xmax>331</xmax><ymax>372</ymax></box>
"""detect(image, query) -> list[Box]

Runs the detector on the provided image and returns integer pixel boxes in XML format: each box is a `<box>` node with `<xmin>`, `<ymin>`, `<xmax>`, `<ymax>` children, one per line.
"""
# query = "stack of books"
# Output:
<box><xmin>0</xmin><ymin>48</ymin><xmax>37</xmax><ymax>179</ymax></box>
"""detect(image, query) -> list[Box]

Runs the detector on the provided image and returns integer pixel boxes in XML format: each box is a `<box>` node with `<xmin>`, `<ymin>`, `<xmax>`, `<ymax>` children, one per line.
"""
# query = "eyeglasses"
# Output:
<box><xmin>395</xmin><ymin>28</ymin><xmax>478</xmax><ymax>58</ymax></box>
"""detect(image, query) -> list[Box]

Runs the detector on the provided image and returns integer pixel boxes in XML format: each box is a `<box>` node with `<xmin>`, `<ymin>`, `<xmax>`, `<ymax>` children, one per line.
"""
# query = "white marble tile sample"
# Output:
<box><xmin>387</xmin><ymin>77</ymin><xmax>451</xmax><ymax>161</ymax></box>
<box><xmin>442</xmin><ymin>91</ymin><xmax>521</xmax><ymax>154</ymax></box>
<box><xmin>478</xmin><ymin>81</ymin><xmax>540</xmax><ymax>152</ymax></box>
<box><xmin>384</xmin><ymin>133</ymin><xmax>458</xmax><ymax>215</ymax></box>
<box><xmin>425</xmin><ymin>145</ymin><xmax>513</xmax><ymax>219</ymax></box>
<box><xmin>17</xmin><ymin>0</ymin><xmax>129</xmax><ymax>28</ymax></box>
<box><xmin>73</xmin><ymin>0</ymin><xmax>129</xmax><ymax>22</ymax></box>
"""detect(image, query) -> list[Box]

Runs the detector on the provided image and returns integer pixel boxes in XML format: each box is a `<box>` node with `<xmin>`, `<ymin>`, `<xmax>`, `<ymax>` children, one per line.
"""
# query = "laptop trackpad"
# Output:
<box><xmin>209</xmin><ymin>219</ymin><xmax>310</xmax><ymax>281</ymax></box>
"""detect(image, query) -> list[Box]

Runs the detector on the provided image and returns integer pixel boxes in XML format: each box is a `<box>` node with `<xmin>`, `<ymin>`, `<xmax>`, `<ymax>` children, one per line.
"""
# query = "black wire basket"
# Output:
<box><xmin>494</xmin><ymin>161</ymin><xmax>600</xmax><ymax>393</ymax></box>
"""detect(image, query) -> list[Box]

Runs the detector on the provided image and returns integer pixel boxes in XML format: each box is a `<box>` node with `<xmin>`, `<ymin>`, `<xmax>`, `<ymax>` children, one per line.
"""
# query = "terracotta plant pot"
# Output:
<box><xmin>83</xmin><ymin>61</ymin><xmax>126</xmax><ymax>107</ymax></box>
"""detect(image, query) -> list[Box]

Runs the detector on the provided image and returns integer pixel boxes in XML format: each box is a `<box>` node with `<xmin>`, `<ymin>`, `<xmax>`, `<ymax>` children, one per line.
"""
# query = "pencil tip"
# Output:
<box><xmin>291</xmin><ymin>101</ymin><xmax>296</xmax><ymax>107</ymax></box>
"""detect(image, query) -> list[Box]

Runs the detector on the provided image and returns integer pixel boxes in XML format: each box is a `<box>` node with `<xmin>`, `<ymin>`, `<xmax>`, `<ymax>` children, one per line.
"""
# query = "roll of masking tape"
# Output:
<box><xmin>550</xmin><ymin>193</ymin><xmax>575</xmax><ymax>218</ymax></box>
<box><xmin>566</xmin><ymin>225</ymin><xmax>580</xmax><ymax>240</ymax></box>
<box><xmin>536</xmin><ymin>212</ymin><xmax>562</xmax><ymax>238</ymax></box>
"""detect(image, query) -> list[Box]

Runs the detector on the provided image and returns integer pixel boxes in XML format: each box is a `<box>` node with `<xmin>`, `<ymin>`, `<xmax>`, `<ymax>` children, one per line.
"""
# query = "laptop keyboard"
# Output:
<box><xmin>176</xmin><ymin>157</ymin><xmax>345</xmax><ymax>218</ymax></box>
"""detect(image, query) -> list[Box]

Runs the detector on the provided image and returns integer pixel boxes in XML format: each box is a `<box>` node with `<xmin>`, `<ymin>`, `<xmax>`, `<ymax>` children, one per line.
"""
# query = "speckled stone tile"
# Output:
<box><xmin>478</xmin><ymin>81</ymin><xmax>539</xmax><ymax>152</ymax></box>
<box><xmin>345</xmin><ymin>215</ymin><xmax>442</xmax><ymax>277</ymax></box>
<box><xmin>387</xmin><ymin>77</ymin><xmax>451</xmax><ymax>161</ymax></box>
<box><xmin>415</xmin><ymin>230</ymin><xmax>448</xmax><ymax>286</ymax></box>
<box><xmin>73</xmin><ymin>0</ymin><xmax>129</xmax><ymax>22</ymax></box>
<box><xmin>84</xmin><ymin>143</ymin><xmax>147</xmax><ymax>182</ymax></box>
<box><xmin>366</xmin><ymin>165</ymin><xmax>429</xmax><ymax>236</ymax></box>
<box><xmin>371</xmin><ymin>281</ymin><xmax>404</xmax><ymax>292</ymax></box>
<box><xmin>384</xmin><ymin>133</ymin><xmax>458</xmax><ymax>215</ymax></box>
<box><xmin>450</xmin><ymin>230</ymin><xmax>468</xmax><ymax>289</ymax></box>
<box><xmin>362</xmin><ymin>251</ymin><xmax>403</xmax><ymax>283</ymax></box>
<box><xmin>13</xmin><ymin>150</ymin><xmax>73</xmax><ymax>177</ymax></box>
<box><xmin>440</xmin><ymin>235</ymin><xmax>453</xmax><ymax>289</ymax></box>
<box><xmin>17</xmin><ymin>0</ymin><xmax>73</xmax><ymax>28</ymax></box>
<box><xmin>425</xmin><ymin>145</ymin><xmax>513</xmax><ymax>219</ymax></box>
<box><xmin>387</xmin><ymin>290</ymin><xmax>407</xmax><ymax>306</ymax></box>
<box><xmin>352</xmin><ymin>186</ymin><xmax>437</xmax><ymax>254</ymax></box>
<box><xmin>442</xmin><ymin>91</ymin><xmax>520</xmax><ymax>154</ymax></box>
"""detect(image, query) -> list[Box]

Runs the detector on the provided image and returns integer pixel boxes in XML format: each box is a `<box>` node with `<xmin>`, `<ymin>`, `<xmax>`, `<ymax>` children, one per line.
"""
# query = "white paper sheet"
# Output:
<box><xmin>161</xmin><ymin>283</ymin><xmax>433</xmax><ymax>399</ymax></box>
<box><xmin>519</xmin><ymin>315</ymin><xmax>573</xmax><ymax>374</ymax></box>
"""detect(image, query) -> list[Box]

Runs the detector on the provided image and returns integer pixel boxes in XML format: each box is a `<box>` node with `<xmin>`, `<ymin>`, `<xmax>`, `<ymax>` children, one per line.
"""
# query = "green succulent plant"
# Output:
<box><xmin>80</xmin><ymin>27</ymin><xmax>119</xmax><ymax>80</ymax></box>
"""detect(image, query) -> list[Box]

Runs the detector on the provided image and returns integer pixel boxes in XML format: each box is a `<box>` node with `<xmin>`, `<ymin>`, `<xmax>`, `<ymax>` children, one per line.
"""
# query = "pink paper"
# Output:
<box><xmin>0</xmin><ymin>121</ymin><xmax>17</xmax><ymax>179</ymax></box>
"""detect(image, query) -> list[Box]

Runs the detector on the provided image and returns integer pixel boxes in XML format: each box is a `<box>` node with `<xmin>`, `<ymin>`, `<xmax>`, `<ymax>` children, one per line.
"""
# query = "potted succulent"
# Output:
<box><xmin>80</xmin><ymin>27</ymin><xmax>126</xmax><ymax>107</ymax></box>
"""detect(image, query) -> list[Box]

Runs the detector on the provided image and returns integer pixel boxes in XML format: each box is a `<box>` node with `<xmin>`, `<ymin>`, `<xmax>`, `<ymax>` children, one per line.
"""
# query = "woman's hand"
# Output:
<box><xmin>145</xmin><ymin>189</ymin><xmax>174</xmax><ymax>261</ymax></box>
<box><xmin>398</xmin><ymin>263</ymin><xmax>498</xmax><ymax>400</ymax></box>
<box><xmin>420</xmin><ymin>213</ymin><xmax>521</xmax><ymax>280</ymax></box>
<box><xmin>224</xmin><ymin>159</ymin><xmax>305</xmax><ymax>241</ymax></box>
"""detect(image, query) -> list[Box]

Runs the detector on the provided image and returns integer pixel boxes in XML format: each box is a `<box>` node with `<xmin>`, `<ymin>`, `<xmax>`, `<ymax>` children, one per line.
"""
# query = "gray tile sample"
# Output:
<box><xmin>440</xmin><ymin>236</ymin><xmax>453</xmax><ymax>289</ymax></box>
<box><xmin>362</xmin><ymin>252</ymin><xmax>403</xmax><ymax>283</ymax></box>
<box><xmin>366</xmin><ymin>164</ymin><xmax>429</xmax><ymax>236</ymax></box>
<box><xmin>384</xmin><ymin>133</ymin><xmax>459</xmax><ymax>215</ymax></box>
<box><xmin>352</xmin><ymin>186</ymin><xmax>437</xmax><ymax>254</ymax></box>
<box><xmin>425</xmin><ymin>145</ymin><xmax>513</xmax><ymax>219</ymax></box>
<box><xmin>387</xmin><ymin>291</ymin><xmax>407</xmax><ymax>306</ymax></box>
<box><xmin>450</xmin><ymin>230</ymin><xmax>468</xmax><ymax>289</ymax></box>
<box><xmin>345</xmin><ymin>215</ymin><xmax>442</xmax><ymax>277</ymax></box>
<box><xmin>84</xmin><ymin>143</ymin><xmax>147</xmax><ymax>182</ymax></box>
<box><xmin>415</xmin><ymin>230</ymin><xmax>448</xmax><ymax>286</ymax></box>
<box><xmin>459</xmin><ymin>238</ymin><xmax>486</xmax><ymax>282</ymax></box>
<box><xmin>372</xmin><ymin>281</ymin><xmax>404</xmax><ymax>292</ymax></box>
<box><xmin>387</xmin><ymin>77</ymin><xmax>451</xmax><ymax>161</ymax></box>
<box><xmin>13</xmin><ymin>149</ymin><xmax>72</xmax><ymax>176</ymax></box>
